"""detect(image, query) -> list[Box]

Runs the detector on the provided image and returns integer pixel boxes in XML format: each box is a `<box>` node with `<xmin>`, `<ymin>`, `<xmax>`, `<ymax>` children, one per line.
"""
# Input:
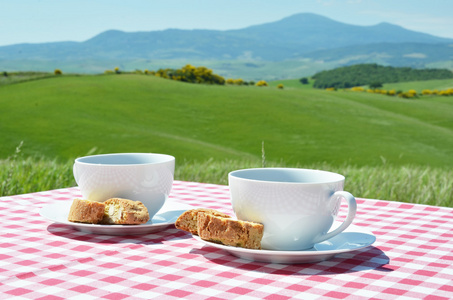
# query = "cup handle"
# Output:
<box><xmin>313</xmin><ymin>191</ymin><xmax>357</xmax><ymax>244</ymax></box>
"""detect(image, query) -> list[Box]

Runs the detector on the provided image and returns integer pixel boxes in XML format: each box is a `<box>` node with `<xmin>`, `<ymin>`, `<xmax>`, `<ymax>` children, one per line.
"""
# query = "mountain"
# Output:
<box><xmin>230</xmin><ymin>14</ymin><xmax>452</xmax><ymax>52</ymax></box>
<box><xmin>1</xmin><ymin>13</ymin><xmax>452</xmax><ymax>77</ymax></box>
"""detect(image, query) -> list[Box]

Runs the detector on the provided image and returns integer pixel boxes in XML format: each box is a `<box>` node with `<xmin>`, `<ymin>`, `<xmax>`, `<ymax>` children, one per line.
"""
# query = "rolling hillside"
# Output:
<box><xmin>1</xmin><ymin>74</ymin><xmax>453</xmax><ymax>168</ymax></box>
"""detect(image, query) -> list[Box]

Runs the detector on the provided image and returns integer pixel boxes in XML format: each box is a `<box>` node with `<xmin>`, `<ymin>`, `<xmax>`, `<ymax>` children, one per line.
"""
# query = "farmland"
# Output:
<box><xmin>1</xmin><ymin>74</ymin><xmax>452</xmax><ymax>166</ymax></box>
<box><xmin>1</xmin><ymin>73</ymin><xmax>452</xmax><ymax>206</ymax></box>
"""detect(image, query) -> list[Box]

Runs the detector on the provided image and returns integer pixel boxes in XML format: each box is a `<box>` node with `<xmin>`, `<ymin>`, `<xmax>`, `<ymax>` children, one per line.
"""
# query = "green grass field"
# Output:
<box><xmin>1</xmin><ymin>74</ymin><xmax>452</xmax><ymax>166</ymax></box>
<box><xmin>1</xmin><ymin>74</ymin><xmax>452</xmax><ymax>206</ymax></box>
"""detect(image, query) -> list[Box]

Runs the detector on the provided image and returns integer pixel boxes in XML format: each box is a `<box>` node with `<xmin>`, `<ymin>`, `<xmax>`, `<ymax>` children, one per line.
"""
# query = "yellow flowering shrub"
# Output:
<box><xmin>256</xmin><ymin>80</ymin><xmax>268</xmax><ymax>87</ymax></box>
<box><xmin>438</xmin><ymin>89</ymin><xmax>453</xmax><ymax>96</ymax></box>
<box><xmin>399</xmin><ymin>92</ymin><xmax>415</xmax><ymax>99</ymax></box>
<box><xmin>233</xmin><ymin>79</ymin><xmax>244</xmax><ymax>85</ymax></box>
<box><xmin>154</xmin><ymin>65</ymin><xmax>225</xmax><ymax>85</ymax></box>
<box><xmin>350</xmin><ymin>86</ymin><xmax>364</xmax><ymax>92</ymax></box>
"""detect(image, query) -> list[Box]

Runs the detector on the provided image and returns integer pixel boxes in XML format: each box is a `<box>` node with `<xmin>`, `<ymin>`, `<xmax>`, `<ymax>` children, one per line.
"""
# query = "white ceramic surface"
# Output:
<box><xmin>73</xmin><ymin>153</ymin><xmax>175</xmax><ymax>218</ymax></box>
<box><xmin>193</xmin><ymin>222</ymin><xmax>375</xmax><ymax>264</ymax></box>
<box><xmin>40</xmin><ymin>200</ymin><xmax>193</xmax><ymax>235</ymax></box>
<box><xmin>229</xmin><ymin>168</ymin><xmax>357</xmax><ymax>251</ymax></box>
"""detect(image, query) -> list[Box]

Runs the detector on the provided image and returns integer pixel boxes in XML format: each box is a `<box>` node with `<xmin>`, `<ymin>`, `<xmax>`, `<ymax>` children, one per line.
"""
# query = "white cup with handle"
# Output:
<box><xmin>73</xmin><ymin>153</ymin><xmax>175</xmax><ymax>219</ymax></box>
<box><xmin>229</xmin><ymin>168</ymin><xmax>357</xmax><ymax>251</ymax></box>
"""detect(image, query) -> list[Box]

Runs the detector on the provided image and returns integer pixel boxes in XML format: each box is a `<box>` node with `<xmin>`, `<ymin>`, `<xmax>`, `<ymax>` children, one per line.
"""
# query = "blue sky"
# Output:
<box><xmin>1</xmin><ymin>0</ymin><xmax>452</xmax><ymax>47</ymax></box>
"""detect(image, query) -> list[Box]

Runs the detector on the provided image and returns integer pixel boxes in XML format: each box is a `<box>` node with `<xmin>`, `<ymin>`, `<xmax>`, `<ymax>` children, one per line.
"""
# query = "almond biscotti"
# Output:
<box><xmin>175</xmin><ymin>208</ymin><xmax>231</xmax><ymax>235</ymax></box>
<box><xmin>68</xmin><ymin>198</ymin><xmax>105</xmax><ymax>224</ymax></box>
<box><xmin>197</xmin><ymin>212</ymin><xmax>264</xmax><ymax>250</ymax></box>
<box><xmin>67</xmin><ymin>198</ymin><xmax>149</xmax><ymax>225</ymax></box>
<box><xmin>101</xmin><ymin>198</ymin><xmax>149</xmax><ymax>225</ymax></box>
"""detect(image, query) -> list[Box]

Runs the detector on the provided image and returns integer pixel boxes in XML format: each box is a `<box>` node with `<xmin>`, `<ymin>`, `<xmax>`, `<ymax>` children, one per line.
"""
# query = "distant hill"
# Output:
<box><xmin>312</xmin><ymin>63</ymin><xmax>453</xmax><ymax>89</ymax></box>
<box><xmin>1</xmin><ymin>13</ymin><xmax>452</xmax><ymax>78</ymax></box>
<box><xmin>303</xmin><ymin>43</ymin><xmax>453</xmax><ymax>68</ymax></box>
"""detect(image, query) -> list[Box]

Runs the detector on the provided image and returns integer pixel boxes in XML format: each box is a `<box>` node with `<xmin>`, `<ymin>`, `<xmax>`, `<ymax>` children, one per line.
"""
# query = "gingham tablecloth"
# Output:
<box><xmin>0</xmin><ymin>181</ymin><xmax>452</xmax><ymax>300</ymax></box>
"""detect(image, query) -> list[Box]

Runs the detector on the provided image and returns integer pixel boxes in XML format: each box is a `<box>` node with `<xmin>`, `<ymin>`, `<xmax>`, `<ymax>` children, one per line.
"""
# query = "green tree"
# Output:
<box><xmin>299</xmin><ymin>77</ymin><xmax>309</xmax><ymax>84</ymax></box>
<box><xmin>369</xmin><ymin>82</ymin><xmax>383</xmax><ymax>89</ymax></box>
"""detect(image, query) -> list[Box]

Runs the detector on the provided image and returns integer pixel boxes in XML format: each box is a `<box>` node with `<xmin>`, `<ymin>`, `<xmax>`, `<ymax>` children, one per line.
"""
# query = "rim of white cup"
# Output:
<box><xmin>74</xmin><ymin>153</ymin><xmax>175</xmax><ymax>166</ymax></box>
<box><xmin>228</xmin><ymin>167</ymin><xmax>345</xmax><ymax>184</ymax></box>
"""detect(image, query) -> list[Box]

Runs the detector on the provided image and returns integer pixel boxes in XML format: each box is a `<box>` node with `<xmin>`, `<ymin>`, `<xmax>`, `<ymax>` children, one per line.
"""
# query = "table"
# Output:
<box><xmin>0</xmin><ymin>180</ymin><xmax>452</xmax><ymax>299</ymax></box>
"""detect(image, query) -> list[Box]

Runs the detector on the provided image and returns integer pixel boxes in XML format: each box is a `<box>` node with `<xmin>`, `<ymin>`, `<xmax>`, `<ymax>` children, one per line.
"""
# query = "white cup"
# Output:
<box><xmin>73</xmin><ymin>153</ymin><xmax>175</xmax><ymax>219</ymax></box>
<box><xmin>229</xmin><ymin>168</ymin><xmax>357</xmax><ymax>251</ymax></box>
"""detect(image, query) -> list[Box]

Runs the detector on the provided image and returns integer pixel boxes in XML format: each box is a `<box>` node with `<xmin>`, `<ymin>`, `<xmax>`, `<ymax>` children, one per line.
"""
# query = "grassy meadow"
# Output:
<box><xmin>1</xmin><ymin>74</ymin><xmax>452</xmax><ymax>206</ymax></box>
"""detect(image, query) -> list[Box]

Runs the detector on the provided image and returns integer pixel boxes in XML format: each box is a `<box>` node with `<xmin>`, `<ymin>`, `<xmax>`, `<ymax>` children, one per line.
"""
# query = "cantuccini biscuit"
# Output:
<box><xmin>175</xmin><ymin>208</ymin><xmax>231</xmax><ymax>235</ymax></box>
<box><xmin>197</xmin><ymin>212</ymin><xmax>264</xmax><ymax>249</ymax></box>
<box><xmin>67</xmin><ymin>198</ymin><xmax>105</xmax><ymax>224</ymax></box>
<box><xmin>101</xmin><ymin>198</ymin><xmax>149</xmax><ymax>225</ymax></box>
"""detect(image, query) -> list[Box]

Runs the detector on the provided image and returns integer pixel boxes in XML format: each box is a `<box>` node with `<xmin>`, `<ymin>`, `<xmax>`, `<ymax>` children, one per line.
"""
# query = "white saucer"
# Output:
<box><xmin>193</xmin><ymin>223</ymin><xmax>376</xmax><ymax>264</ymax></box>
<box><xmin>40</xmin><ymin>200</ymin><xmax>194</xmax><ymax>236</ymax></box>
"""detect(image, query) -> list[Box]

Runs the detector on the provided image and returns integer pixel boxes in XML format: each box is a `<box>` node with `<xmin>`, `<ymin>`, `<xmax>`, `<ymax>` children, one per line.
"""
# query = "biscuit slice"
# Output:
<box><xmin>68</xmin><ymin>198</ymin><xmax>105</xmax><ymax>224</ymax></box>
<box><xmin>101</xmin><ymin>198</ymin><xmax>149</xmax><ymax>225</ymax></box>
<box><xmin>197</xmin><ymin>212</ymin><xmax>264</xmax><ymax>250</ymax></box>
<box><xmin>175</xmin><ymin>208</ymin><xmax>231</xmax><ymax>235</ymax></box>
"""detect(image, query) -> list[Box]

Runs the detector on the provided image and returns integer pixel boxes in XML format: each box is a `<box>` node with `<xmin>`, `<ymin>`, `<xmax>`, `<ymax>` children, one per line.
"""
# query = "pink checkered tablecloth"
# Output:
<box><xmin>0</xmin><ymin>180</ymin><xmax>452</xmax><ymax>299</ymax></box>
